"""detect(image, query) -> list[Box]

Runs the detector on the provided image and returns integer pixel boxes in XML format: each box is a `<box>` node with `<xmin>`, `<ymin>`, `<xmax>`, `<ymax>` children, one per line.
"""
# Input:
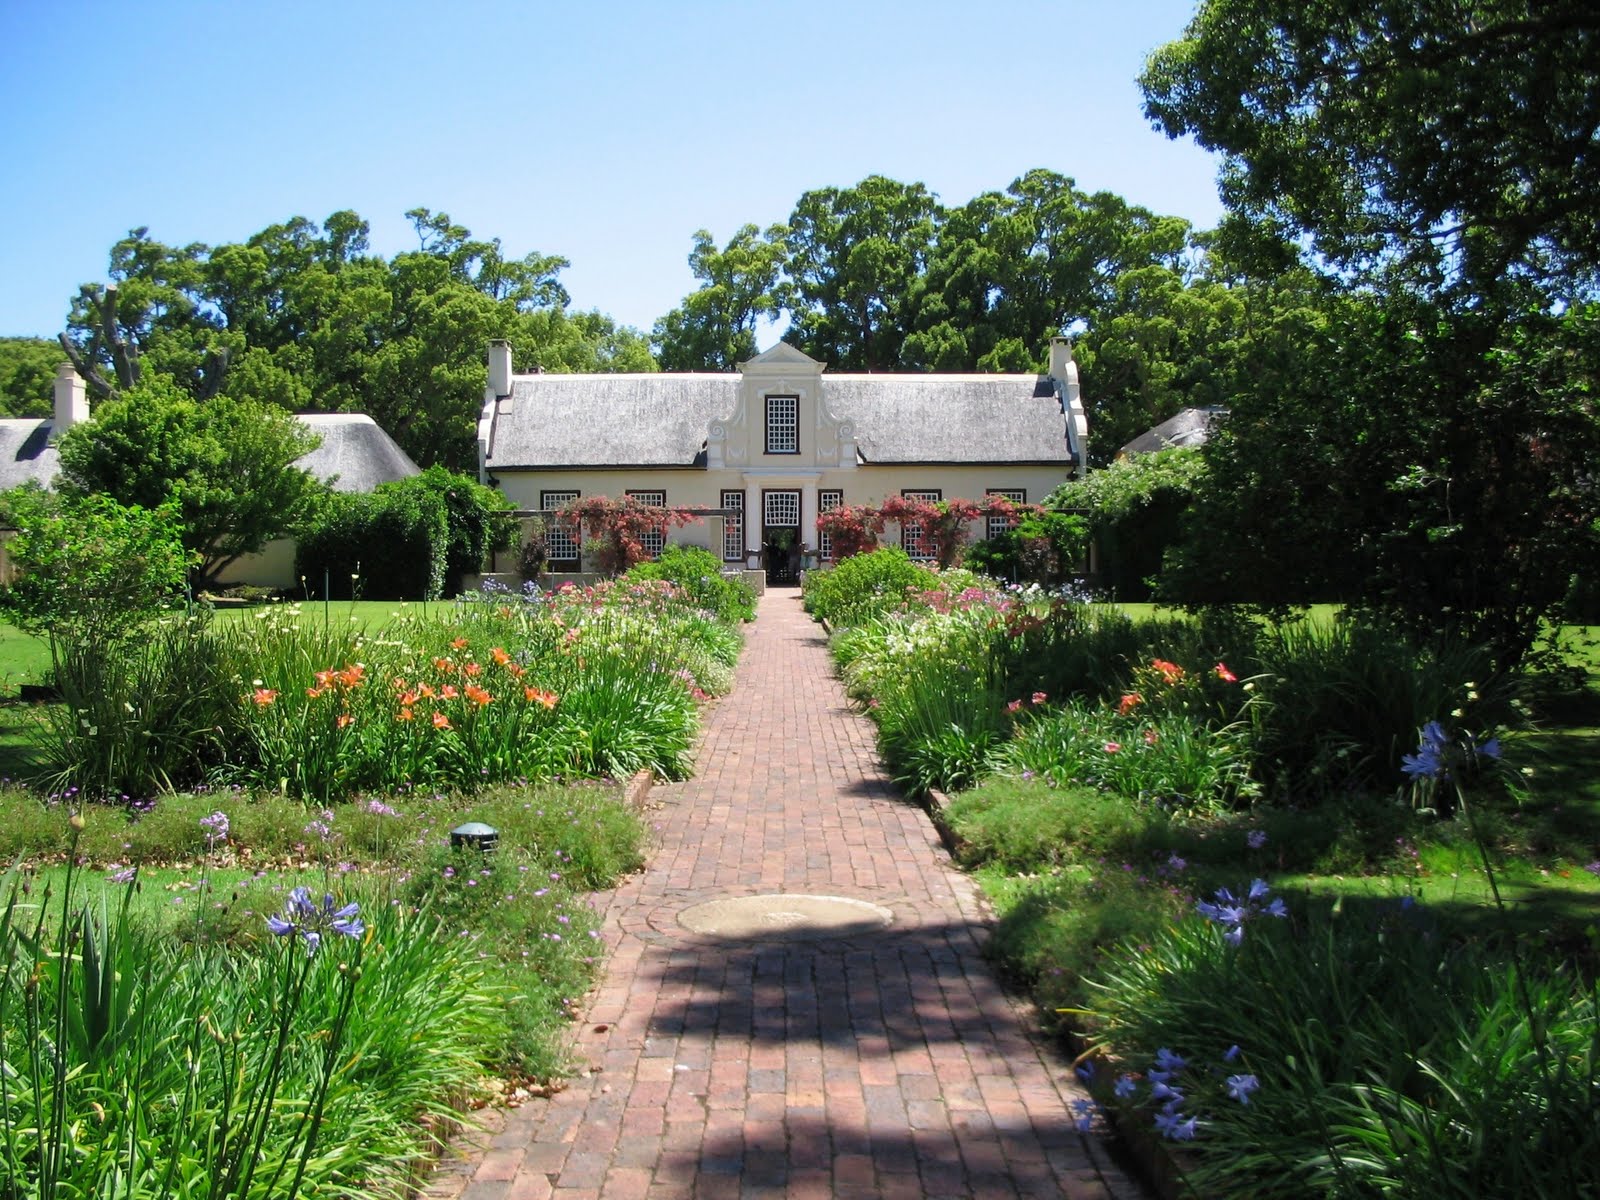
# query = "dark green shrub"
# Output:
<box><xmin>518</xmin><ymin>515</ymin><xmax>548</xmax><ymax>581</ymax></box>
<box><xmin>801</xmin><ymin>548</ymin><xmax>936</xmax><ymax>627</ymax></box>
<box><xmin>295</xmin><ymin>489</ymin><xmax>448</xmax><ymax>600</ymax></box>
<box><xmin>379</xmin><ymin>467</ymin><xmax>516</xmax><ymax>595</ymax></box>
<box><xmin>624</xmin><ymin>545</ymin><xmax>756</xmax><ymax>622</ymax></box>
<box><xmin>965</xmin><ymin>511</ymin><xmax>1089</xmax><ymax>586</ymax></box>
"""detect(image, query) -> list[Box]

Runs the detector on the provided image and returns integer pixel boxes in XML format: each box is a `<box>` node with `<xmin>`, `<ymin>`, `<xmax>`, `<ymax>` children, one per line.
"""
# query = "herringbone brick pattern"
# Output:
<box><xmin>424</xmin><ymin>589</ymin><xmax>1143</xmax><ymax>1199</ymax></box>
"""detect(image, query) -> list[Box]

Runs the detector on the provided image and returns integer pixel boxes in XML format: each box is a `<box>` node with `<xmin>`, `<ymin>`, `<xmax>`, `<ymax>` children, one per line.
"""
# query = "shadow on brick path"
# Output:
<box><xmin>423</xmin><ymin>589</ymin><xmax>1147</xmax><ymax>1200</ymax></box>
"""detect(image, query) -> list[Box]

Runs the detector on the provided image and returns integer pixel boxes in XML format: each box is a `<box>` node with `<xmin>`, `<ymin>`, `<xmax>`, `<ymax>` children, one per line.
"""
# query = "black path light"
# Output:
<box><xmin>449</xmin><ymin>821</ymin><xmax>499</xmax><ymax>854</ymax></box>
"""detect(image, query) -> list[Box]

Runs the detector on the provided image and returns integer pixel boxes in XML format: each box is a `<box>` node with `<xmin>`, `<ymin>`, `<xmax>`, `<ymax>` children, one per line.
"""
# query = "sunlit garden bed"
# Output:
<box><xmin>808</xmin><ymin>550</ymin><xmax>1600</xmax><ymax>1198</ymax></box>
<box><xmin>0</xmin><ymin>548</ymin><xmax>754</xmax><ymax>1198</ymax></box>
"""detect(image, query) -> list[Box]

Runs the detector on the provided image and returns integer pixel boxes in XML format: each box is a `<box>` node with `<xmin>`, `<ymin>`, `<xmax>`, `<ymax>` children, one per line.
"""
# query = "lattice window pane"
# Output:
<box><xmin>764</xmin><ymin>491</ymin><xmax>800</xmax><ymax>527</ymax></box>
<box><xmin>628</xmin><ymin>490</ymin><xmax>667</xmax><ymax>559</ymax></box>
<box><xmin>818</xmin><ymin>489</ymin><xmax>843</xmax><ymax>560</ymax></box>
<box><xmin>541</xmin><ymin>491</ymin><xmax>580</xmax><ymax>563</ymax></box>
<box><xmin>721</xmin><ymin>491</ymin><xmax>744</xmax><ymax>561</ymax></box>
<box><xmin>900</xmin><ymin>489</ymin><xmax>941</xmax><ymax>560</ymax></box>
<box><xmin>765</xmin><ymin>395</ymin><xmax>798</xmax><ymax>454</ymax></box>
<box><xmin>985</xmin><ymin>489</ymin><xmax>1026</xmax><ymax>541</ymax></box>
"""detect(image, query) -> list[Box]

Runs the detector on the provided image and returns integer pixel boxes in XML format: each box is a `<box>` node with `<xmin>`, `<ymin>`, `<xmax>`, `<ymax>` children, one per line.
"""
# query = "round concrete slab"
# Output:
<box><xmin>678</xmin><ymin>893</ymin><xmax>895</xmax><ymax>941</ymax></box>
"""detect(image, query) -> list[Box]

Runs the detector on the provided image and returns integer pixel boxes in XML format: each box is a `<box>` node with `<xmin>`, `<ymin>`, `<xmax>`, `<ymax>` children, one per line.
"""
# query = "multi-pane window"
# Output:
<box><xmin>626</xmin><ymin>490</ymin><xmax>667</xmax><ymax>560</ymax></box>
<box><xmin>764</xmin><ymin>490</ymin><xmax>800</xmax><ymax>528</ymax></box>
<box><xmin>721</xmin><ymin>490</ymin><xmax>744</xmax><ymax>561</ymax></box>
<box><xmin>541</xmin><ymin>490</ymin><xmax>580</xmax><ymax>565</ymax></box>
<box><xmin>900</xmin><ymin>489</ymin><xmax>942</xmax><ymax>560</ymax></box>
<box><xmin>764</xmin><ymin>394</ymin><xmax>799</xmax><ymax>454</ymax></box>
<box><xmin>818</xmin><ymin>489</ymin><xmax>843</xmax><ymax>560</ymax></box>
<box><xmin>985</xmin><ymin>488</ymin><xmax>1026</xmax><ymax>541</ymax></box>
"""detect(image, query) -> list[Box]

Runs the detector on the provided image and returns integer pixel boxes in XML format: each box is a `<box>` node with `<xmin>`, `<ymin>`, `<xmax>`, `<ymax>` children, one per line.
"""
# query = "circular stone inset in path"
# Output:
<box><xmin>678</xmin><ymin>893</ymin><xmax>895</xmax><ymax>941</ymax></box>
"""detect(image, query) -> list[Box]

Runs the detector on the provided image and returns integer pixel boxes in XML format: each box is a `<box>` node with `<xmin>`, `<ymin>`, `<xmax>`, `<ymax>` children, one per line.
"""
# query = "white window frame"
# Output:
<box><xmin>985</xmin><ymin>488</ymin><xmax>1026</xmax><ymax>542</ymax></box>
<box><xmin>721</xmin><ymin>490</ymin><xmax>744</xmax><ymax>562</ymax></box>
<box><xmin>541</xmin><ymin>490</ymin><xmax>581</xmax><ymax>565</ymax></box>
<box><xmin>900</xmin><ymin>489</ymin><xmax>942</xmax><ymax>561</ymax></box>
<box><xmin>764</xmin><ymin>394</ymin><xmax>799</xmax><ymax>455</ymax></box>
<box><xmin>627</xmin><ymin>489</ymin><xmax>667</xmax><ymax>560</ymax></box>
<box><xmin>818</xmin><ymin>489</ymin><xmax>843</xmax><ymax>561</ymax></box>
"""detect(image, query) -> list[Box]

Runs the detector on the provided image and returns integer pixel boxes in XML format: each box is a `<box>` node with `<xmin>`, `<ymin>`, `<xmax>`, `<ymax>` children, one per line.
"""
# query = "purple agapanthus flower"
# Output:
<box><xmin>1114</xmin><ymin>1074</ymin><xmax>1138</xmax><ymax>1099</ymax></box>
<box><xmin>200</xmin><ymin>811</ymin><xmax>229</xmax><ymax>839</ymax></box>
<box><xmin>1226</xmin><ymin>1073</ymin><xmax>1260</xmax><ymax>1104</ymax></box>
<box><xmin>265</xmin><ymin>886</ymin><xmax>364</xmax><ymax>956</ymax></box>
<box><xmin>1153</xmin><ymin>1047</ymin><xmax>1188</xmax><ymax>1073</ymax></box>
<box><xmin>1197</xmin><ymin>880</ymin><xmax>1288</xmax><ymax>943</ymax></box>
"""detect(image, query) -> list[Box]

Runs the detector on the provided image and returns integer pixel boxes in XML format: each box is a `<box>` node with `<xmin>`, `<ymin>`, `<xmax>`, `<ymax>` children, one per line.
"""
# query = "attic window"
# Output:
<box><xmin>765</xmin><ymin>395</ymin><xmax>799</xmax><ymax>454</ymax></box>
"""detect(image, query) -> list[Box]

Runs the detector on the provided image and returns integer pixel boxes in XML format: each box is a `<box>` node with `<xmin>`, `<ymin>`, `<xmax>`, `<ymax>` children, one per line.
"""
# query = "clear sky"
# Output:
<box><xmin>0</xmin><ymin>0</ymin><xmax>1224</xmax><ymax>341</ymax></box>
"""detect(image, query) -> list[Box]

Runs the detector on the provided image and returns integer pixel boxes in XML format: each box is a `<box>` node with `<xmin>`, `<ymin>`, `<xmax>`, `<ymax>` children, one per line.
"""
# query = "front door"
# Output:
<box><xmin>762</xmin><ymin>489</ymin><xmax>802</xmax><ymax>585</ymax></box>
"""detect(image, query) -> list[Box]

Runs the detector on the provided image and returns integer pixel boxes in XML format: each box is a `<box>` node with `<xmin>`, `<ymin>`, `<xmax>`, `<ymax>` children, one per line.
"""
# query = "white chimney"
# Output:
<box><xmin>1048</xmin><ymin>336</ymin><xmax>1074</xmax><ymax>384</ymax></box>
<box><xmin>1047</xmin><ymin>338</ymin><xmax>1089</xmax><ymax>473</ymax></box>
<box><xmin>50</xmin><ymin>363</ymin><xmax>88</xmax><ymax>441</ymax></box>
<box><xmin>487</xmin><ymin>340</ymin><xmax>513</xmax><ymax>397</ymax></box>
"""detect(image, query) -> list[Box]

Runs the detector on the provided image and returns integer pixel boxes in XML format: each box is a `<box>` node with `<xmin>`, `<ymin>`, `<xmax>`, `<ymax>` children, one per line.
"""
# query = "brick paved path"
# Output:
<box><xmin>425</xmin><ymin>589</ymin><xmax>1143</xmax><ymax>1200</ymax></box>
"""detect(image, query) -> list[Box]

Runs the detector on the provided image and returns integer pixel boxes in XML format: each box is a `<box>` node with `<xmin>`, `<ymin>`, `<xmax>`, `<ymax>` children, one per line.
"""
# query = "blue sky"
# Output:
<box><xmin>0</xmin><ymin>0</ymin><xmax>1224</xmax><ymax>340</ymax></box>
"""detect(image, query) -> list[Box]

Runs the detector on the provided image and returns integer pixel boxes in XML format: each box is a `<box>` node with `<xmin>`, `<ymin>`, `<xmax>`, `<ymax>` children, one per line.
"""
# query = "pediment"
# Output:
<box><xmin>740</xmin><ymin>342</ymin><xmax>824</xmax><ymax>371</ymax></box>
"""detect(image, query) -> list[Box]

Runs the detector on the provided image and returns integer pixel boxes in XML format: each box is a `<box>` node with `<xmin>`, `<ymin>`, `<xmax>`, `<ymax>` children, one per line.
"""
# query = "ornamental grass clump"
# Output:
<box><xmin>0</xmin><ymin>822</ymin><xmax>507</xmax><ymax>1199</ymax></box>
<box><xmin>1078</xmin><ymin>893</ymin><xmax>1600</xmax><ymax>1198</ymax></box>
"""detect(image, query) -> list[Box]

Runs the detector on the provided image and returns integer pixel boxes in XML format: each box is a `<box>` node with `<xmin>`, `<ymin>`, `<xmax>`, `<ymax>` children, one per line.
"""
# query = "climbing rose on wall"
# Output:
<box><xmin>558</xmin><ymin>495</ymin><xmax>699</xmax><ymax>576</ymax></box>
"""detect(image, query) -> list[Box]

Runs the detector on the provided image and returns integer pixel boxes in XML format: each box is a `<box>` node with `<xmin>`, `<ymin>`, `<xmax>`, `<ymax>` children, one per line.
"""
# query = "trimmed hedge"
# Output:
<box><xmin>295</xmin><ymin>488</ymin><xmax>448</xmax><ymax>600</ymax></box>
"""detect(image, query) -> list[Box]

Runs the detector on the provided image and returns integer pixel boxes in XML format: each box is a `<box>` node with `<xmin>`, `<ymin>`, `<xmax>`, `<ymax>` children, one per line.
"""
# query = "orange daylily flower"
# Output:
<box><xmin>396</xmin><ymin>707</ymin><xmax>416</xmax><ymax>722</ymax></box>
<box><xmin>1151</xmin><ymin>659</ymin><xmax>1185</xmax><ymax>683</ymax></box>
<box><xmin>432</xmin><ymin>711</ymin><xmax>452</xmax><ymax>730</ymax></box>
<box><xmin>1214</xmin><ymin>662</ymin><xmax>1238</xmax><ymax>683</ymax></box>
<box><xmin>306</xmin><ymin>686</ymin><xmax>325</xmax><ymax>699</ymax></box>
<box><xmin>314</xmin><ymin>669</ymin><xmax>338</xmax><ymax>689</ymax></box>
<box><xmin>252</xmin><ymin>688</ymin><xmax>278</xmax><ymax>707</ymax></box>
<box><xmin>391</xmin><ymin>676</ymin><xmax>410</xmax><ymax>692</ymax></box>
<box><xmin>337</xmin><ymin>714</ymin><xmax>354</xmax><ymax>729</ymax></box>
<box><xmin>1118</xmin><ymin>692</ymin><xmax>1143</xmax><ymax>715</ymax></box>
<box><xmin>432</xmin><ymin>657</ymin><xmax>456</xmax><ymax>674</ymax></box>
<box><xmin>465</xmin><ymin>683</ymin><xmax>492</xmax><ymax>707</ymax></box>
<box><xmin>496</xmin><ymin>605</ymin><xmax>511</xmax><ymax>619</ymax></box>
<box><xmin>451</xmin><ymin>636</ymin><xmax>469</xmax><ymax>650</ymax></box>
<box><xmin>463</xmin><ymin>661</ymin><xmax>483</xmax><ymax>677</ymax></box>
<box><xmin>490</xmin><ymin>647</ymin><xmax>511</xmax><ymax>665</ymax></box>
<box><xmin>440</xmin><ymin>684</ymin><xmax>460</xmax><ymax>701</ymax></box>
<box><xmin>504</xmin><ymin>662</ymin><xmax>525</xmax><ymax>679</ymax></box>
<box><xmin>524</xmin><ymin>687</ymin><xmax>558</xmax><ymax>709</ymax></box>
<box><xmin>398</xmin><ymin>690</ymin><xmax>419</xmax><ymax>707</ymax></box>
<box><xmin>418</xmin><ymin>683</ymin><xmax>437</xmax><ymax>699</ymax></box>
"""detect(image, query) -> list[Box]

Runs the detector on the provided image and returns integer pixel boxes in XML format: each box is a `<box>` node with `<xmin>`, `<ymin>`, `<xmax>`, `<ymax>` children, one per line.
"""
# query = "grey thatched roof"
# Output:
<box><xmin>0</xmin><ymin>413</ymin><xmax>418</xmax><ymax>495</ymax></box>
<box><xmin>1118</xmin><ymin>407</ymin><xmax>1223</xmax><ymax>457</ymax></box>
<box><xmin>0</xmin><ymin>420</ymin><xmax>61</xmax><ymax>490</ymax></box>
<box><xmin>824</xmin><ymin>375</ymin><xmax>1068</xmax><ymax>464</ymax></box>
<box><xmin>297</xmin><ymin>414</ymin><xmax>421</xmax><ymax>492</ymax></box>
<box><xmin>486</xmin><ymin>375</ymin><xmax>739</xmax><ymax>469</ymax></box>
<box><xmin>483</xmin><ymin>372</ymin><xmax>1072</xmax><ymax>469</ymax></box>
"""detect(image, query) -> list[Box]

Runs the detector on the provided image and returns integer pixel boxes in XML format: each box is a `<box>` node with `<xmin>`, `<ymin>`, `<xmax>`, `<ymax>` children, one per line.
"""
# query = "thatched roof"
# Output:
<box><xmin>0</xmin><ymin>413</ymin><xmax>418</xmax><ymax>494</ymax></box>
<box><xmin>296</xmin><ymin>414</ymin><xmax>420</xmax><ymax>492</ymax></box>
<box><xmin>483</xmin><ymin>372</ymin><xmax>1073</xmax><ymax>469</ymax></box>
<box><xmin>825</xmin><ymin>374</ymin><xmax>1068</xmax><ymax>464</ymax></box>
<box><xmin>1117</xmin><ymin>407</ymin><xmax>1224</xmax><ymax>457</ymax></box>
<box><xmin>487</xmin><ymin>375</ymin><xmax>738</xmax><ymax>469</ymax></box>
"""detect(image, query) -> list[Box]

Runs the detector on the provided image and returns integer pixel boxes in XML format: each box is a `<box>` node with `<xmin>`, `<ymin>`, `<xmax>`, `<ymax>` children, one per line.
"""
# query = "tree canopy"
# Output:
<box><xmin>1140</xmin><ymin>0</ymin><xmax>1600</xmax><ymax>300</ymax></box>
<box><xmin>56</xmin><ymin>376</ymin><xmax>325</xmax><ymax>587</ymax></box>
<box><xmin>58</xmin><ymin>211</ymin><xmax>653</xmax><ymax>472</ymax></box>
